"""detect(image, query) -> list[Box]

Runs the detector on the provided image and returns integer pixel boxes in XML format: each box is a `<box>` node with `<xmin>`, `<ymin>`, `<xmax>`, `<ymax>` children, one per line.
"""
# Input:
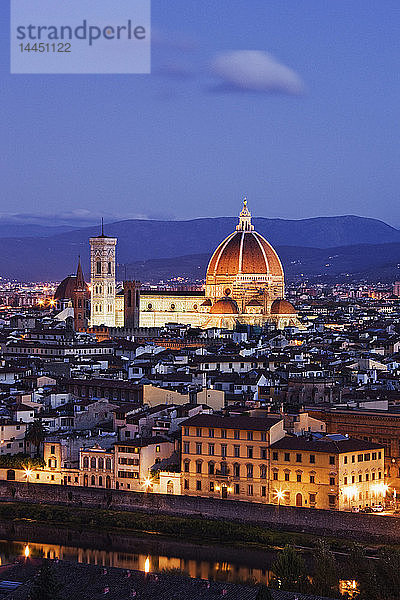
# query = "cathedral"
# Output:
<box><xmin>55</xmin><ymin>202</ymin><xmax>301</xmax><ymax>331</ymax></box>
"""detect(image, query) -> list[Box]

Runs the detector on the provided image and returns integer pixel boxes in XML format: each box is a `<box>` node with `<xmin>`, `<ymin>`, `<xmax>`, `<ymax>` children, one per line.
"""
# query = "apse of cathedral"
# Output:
<box><xmin>55</xmin><ymin>202</ymin><xmax>301</xmax><ymax>331</ymax></box>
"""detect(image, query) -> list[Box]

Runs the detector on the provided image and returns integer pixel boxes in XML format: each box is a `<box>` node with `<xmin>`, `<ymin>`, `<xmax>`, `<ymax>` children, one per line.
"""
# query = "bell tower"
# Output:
<box><xmin>90</xmin><ymin>220</ymin><xmax>117</xmax><ymax>327</ymax></box>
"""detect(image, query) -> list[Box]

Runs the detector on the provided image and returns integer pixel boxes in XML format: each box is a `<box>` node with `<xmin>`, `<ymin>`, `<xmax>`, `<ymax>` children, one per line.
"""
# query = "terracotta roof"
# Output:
<box><xmin>271</xmin><ymin>299</ymin><xmax>297</xmax><ymax>315</ymax></box>
<box><xmin>210</xmin><ymin>298</ymin><xmax>239</xmax><ymax>315</ymax></box>
<box><xmin>206</xmin><ymin>230</ymin><xmax>283</xmax><ymax>279</ymax></box>
<box><xmin>182</xmin><ymin>414</ymin><xmax>282</xmax><ymax>431</ymax></box>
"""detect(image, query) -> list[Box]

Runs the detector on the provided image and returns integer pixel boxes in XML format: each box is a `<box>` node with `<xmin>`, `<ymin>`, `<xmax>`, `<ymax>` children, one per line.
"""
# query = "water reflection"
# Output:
<box><xmin>0</xmin><ymin>540</ymin><xmax>271</xmax><ymax>584</ymax></box>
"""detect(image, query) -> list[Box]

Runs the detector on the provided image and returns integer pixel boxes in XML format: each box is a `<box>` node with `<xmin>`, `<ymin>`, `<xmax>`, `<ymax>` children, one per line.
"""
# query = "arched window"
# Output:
<box><xmin>108</xmin><ymin>262</ymin><xmax>111</xmax><ymax>274</ymax></box>
<box><xmin>99</xmin><ymin>476</ymin><xmax>103</xmax><ymax>487</ymax></box>
<box><xmin>184</xmin><ymin>459</ymin><xmax>190</xmax><ymax>473</ymax></box>
<box><xmin>208</xmin><ymin>461</ymin><xmax>215</xmax><ymax>475</ymax></box>
<box><xmin>96</xmin><ymin>261</ymin><xmax>101</xmax><ymax>275</ymax></box>
<box><xmin>260</xmin><ymin>464</ymin><xmax>267</xmax><ymax>479</ymax></box>
<box><xmin>91</xmin><ymin>475</ymin><xmax>95</xmax><ymax>486</ymax></box>
<box><xmin>90</xmin><ymin>457</ymin><xmax>96</xmax><ymax>469</ymax></box>
<box><xmin>83</xmin><ymin>457</ymin><xmax>89</xmax><ymax>469</ymax></box>
<box><xmin>246</xmin><ymin>464</ymin><xmax>253</xmax><ymax>479</ymax></box>
<box><xmin>106</xmin><ymin>475</ymin><xmax>111</xmax><ymax>489</ymax></box>
<box><xmin>167</xmin><ymin>480</ymin><xmax>174</xmax><ymax>494</ymax></box>
<box><xmin>98</xmin><ymin>457</ymin><xmax>104</xmax><ymax>470</ymax></box>
<box><xmin>6</xmin><ymin>469</ymin><xmax>15</xmax><ymax>481</ymax></box>
<box><xmin>105</xmin><ymin>458</ymin><xmax>111</xmax><ymax>471</ymax></box>
<box><xmin>196</xmin><ymin>460</ymin><xmax>202</xmax><ymax>474</ymax></box>
<box><xmin>84</xmin><ymin>474</ymin><xmax>88</xmax><ymax>487</ymax></box>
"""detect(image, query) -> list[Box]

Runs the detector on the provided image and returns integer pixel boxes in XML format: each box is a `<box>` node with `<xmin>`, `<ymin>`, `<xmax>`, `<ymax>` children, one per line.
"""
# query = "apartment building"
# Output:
<box><xmin>181</xmin><ymin>414</ymin><xmax>285</xmax><ymax>502</ymax></box>
<box><xmin>268</xmin><ymin>434</ymin><xmax>385</xmax><ymax>510</ymax></box>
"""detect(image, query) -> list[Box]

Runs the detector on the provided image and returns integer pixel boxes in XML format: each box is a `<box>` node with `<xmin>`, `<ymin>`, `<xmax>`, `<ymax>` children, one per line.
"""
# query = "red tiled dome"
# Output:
<box><xmin>270</xmin><ymin>299</ymin><xmax>296</xmax><ymax>315</ymax></box>
<box><xmin>210</xmin><ymin>297</ymin><xmax>239</xmax><ymax>314</ymax></box>
<box><xmin>206</xmin><ymin>230</ymin><xmax>283</xmax><ymax>279</ymax></box>
<box><xmin>54</xmin><ymin>275</ymin><xmax>77</xmax><ymax>300</ymax></box>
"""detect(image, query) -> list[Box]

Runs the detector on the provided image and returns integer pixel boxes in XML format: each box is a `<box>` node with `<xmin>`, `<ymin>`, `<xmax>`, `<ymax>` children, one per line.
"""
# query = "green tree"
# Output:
<box><xmin>347</xmin><ymin>543</ymin><xmax>379</xmax><ymax>600</ymax></box>
<box><xmin>29</xmin><ymin>560</ymin><xmax>62</xmax><ymax>600</ymax></box>
<box><xmin>312</xmin><ymin>539</ymin><xmax>338</xmax><ymax>597</ymax></box>
<box><xmin>375</xmin><ymin>546</ymin><xmax>400</xmax><ymax>600</ymax></box>
<box><xmin>255</xmin><ymin>583</ymin><xmax>273</xmax><ymax>600</ymax></box>
<box><xmin>270</xmin><ymin>544</ymin><xmax>308</xmax><ymax>592</ymax></box>
<box><xmin>25</xmin><ymin>420</ymin><xmax>46</xmax><ymax>457</ymax></box>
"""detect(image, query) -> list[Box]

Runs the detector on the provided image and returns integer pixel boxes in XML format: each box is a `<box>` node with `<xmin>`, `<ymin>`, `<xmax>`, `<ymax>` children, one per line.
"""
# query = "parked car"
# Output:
<box><xmin>372</xmin><ymin>504</ymin><xmax>384</xmax><ymax>512</ymax></box>
<box><xmin>351</xmin><ymin>506</ymin><xmax>360</xmax><ymax>513</ymax></box>
<box><xmin>361</xmin><ymin>506</ymin><xmax>373</xmax><ymax>513</ymax></box>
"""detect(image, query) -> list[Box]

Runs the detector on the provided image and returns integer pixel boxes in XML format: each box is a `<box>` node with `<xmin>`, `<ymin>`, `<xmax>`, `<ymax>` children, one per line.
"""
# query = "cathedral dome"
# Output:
<box><xmin>54</xmin><ymin>275</ymin><xmax>77</xmax><ymax>301</ymax></box>
<box><xmin>270</xmin><ymin>299</ymin><xmax>296</xmax><ymax>315</ymax></box>
<box><xmin>206</xmin><ymin>201</ymin><xmax>283</xmax><ymax>281</ymax></box>
<box><xmin>210</xmin><ymin>297</ymin><xmax>239</xmax><ymax>314</ymax></box>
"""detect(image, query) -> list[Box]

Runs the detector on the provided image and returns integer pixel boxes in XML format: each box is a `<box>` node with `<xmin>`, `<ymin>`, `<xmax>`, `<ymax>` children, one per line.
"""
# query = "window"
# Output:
<box><xmin>247</xmin><ymin>447</ymin><xmax>253</xmax><ymax>459</ymax></box>
<box><xmin>329</xmin><ymin>456</ymin><xmax>335</xmax><ymax>465</ymax></box>
<box><xmin>366</xmin><ymin>473</ymin><xmax>369</xmax><ymax>481</ymax></box>
<box><xmin>184</xmin><ymin>427</ymin><xmax>189</xmax><ymax>436</ymax></box>
<box><xmin>83</xmin><ymin>457</ymin><xmax>89</xmax><ymax>469</ymax></box>
<box><xmin>234</xmin><ymin>463</ymin><xmax>240</xmax><ymax>478</ymax></box>
<box><xmin>108</xmin><ymin>262</ymin><xmax>111</xmax><ymax>274</ymax></box>
<box><xmin>310</xmin><ymin>454</ymin><xmax>315</xmax><ymax>464</ymax></box>
<box><xmin>183</xmin><ymin>442</ymin><xmax>190</xmax><ymax>454</ymax></box>
<box><xmin>358</xmin><ymin>475</ymin><xmax>362</xmax><ymax>482</ymax></box>
<box><xmin>91</xmin><ymin>457</ymin><xmax>97</xmax><ymax>469</ymax></box>
<box><xmin>156</xmin><ymin>445</ymin><xmax>160</xmax><ymax>453</ymax></box>
<box><xmin>378</xmin><ymin>452</ymin><xmax>382</xmax><ymax>459</ymax></box>
<box><xmin>221</xmin><ymin>429</ymin><xmax>227</xmax><ymax>439</ymax></box>
<box><xmin>378</xmin><ymin>472</ymin><xmax>382</xmax><ymax>479</ymax></box>
<box><xmin>196</xmin><ymin>480</ymin><xmax>201</xmax><ymax>491</ymax></box>
<box><xmin>221</xmin><ymin>444</ymin><xmax>227</xmax><ymax>458</ymax></box>
<box><xmin>260</xmin><ymin>432</ymin><xmax>267</xmax><ymax>442</ymax></box>
<box><xmin>234</xmin><ymin>484</ymin><xmax>240</xmax><ymax>495</ymax></box>
<box><xmin>248</xmin><ymin>484</ymin><xmax>253</xmax><ymax>496</ymax></box>
<box><xmin>372</xmin><ymin>472</ymin><xmax>375</xmax><ymax>480</ymax></box>
<box><xmin>99</xmin><ymin>476</ymin><xmax>103</xmax><ymax>487</ymax></box>
<box><xmin>209</xmin><ymin>428</ymin><xmax>214</xmax><ymax>438</ymax></box>
<box><xmin>208</xmin><ymin>443</ymin><xmax>215</xmax><ymax>456</ymax></box>
<box><xmin>184</xmin><ymin>460</ymin><xmax>190</xmax><ymax>473</ymax></box>
<box><xmin>260</xmin><ymin>447</ymin><xmax>267</xmax><ymax>460</ymax></box>
<box><xmin>234</xmin><ymin>445</ymin><xmax>240</xmax><ymax>458</ymax></box>
<box><xmin>285</xmin><ymin>472</ymin><xmax>290</xmax><ymax>482</ymax></box>
<box><xmin>310</xmin><ymin>474</ymin><xmax>315</xmax><ymax>484</ymax></box>
<box><xmin>234</xmin><ymin>430</ymin><xmax>240</xmax><ymax>440</ymax></box>
<box><xmin>184</xmin><ymin>479</ymin><xmax>189</xmax><ymax>490</ymax></box>
<box><xmin>209</xmin><ymin>482</ymin><xmax>214</xmax><ymax>492</ymax></box>
<box><xmin>272</xmin><ymin>451</ymin><xmax>278</xmax><ymax>461</ymax></box>
<box><xmin>352</xmin><ymin>455</ymin><xmax>355</xmax><ymax>463</ymax></box>
<box><xmin>364</xmin><ymin>453</ymin><xmax>370</xmax><ymax>461</ymax></box>
<box><xmin>51</xmin><ymin>445</ymin><xmax>55</xmax><ymax>454</ymax></box>
<box><xmin>344</xmin><ymin>477</ymin><xmax>348</xmax><ymax>485</ymax></box>
<box><xmin>328</xmin><ymin>494</ymin><xmax>336</xmax><ymax>506</ymax></box>
<box><xmin>330</xmin><ymin>477</ymin><xmax>335</xmax><ymax>486</ymax></box>
<box><xmin>352</xmin><ymin>475</ymin><xmax>355</xmax><ymax>483</ymax></box>
<box><xmin>247</xmin><ymin>431</ymin><xmax>253</xmax><ymax>441</ymax></box>
<box><xmin>309</xmin><ymin>493</ymin><xmax>316</xmax><ymax>504</ymax></box>
<box><xmin>196</xmin><ymin>428</ymin><xmax>202</xmax><ymax>437</ymax></box>
<box><xmin>260</xmin><ymin>465</ymin><xmax>267</xmax><ymax>479</ymax></box>
<box><xmin>284</xmin><ymin>453</ymin><xmax>290</xmax><ymax>462</ymax></box>
<box><xmin>196</xmin><ymin>443</ymin><xmax>202</xmax><ymax>455</ymax></box>
<box><xmin>273</xmin><ymin>471</ymin><xmax>278</xmax><ymax>481</ymax></box>
<box><xmin>96</xmin><ymin>261</ymin><xmax>101</xmax><ymax>274</ymax></box>
<box><xmin>196</xmin><ymin>461</ymin><xmax>202</xmax><ymax>474</ymax></box>
<box><xmin>246</xmin><ymin>464</ymin><xmax>253</xmax><ymax>479</ymax></box>
<box><xmin>372</xmin><ymin>452</ymin><xmax>377</xmax><ymax>460</ymax></box>
<box><xmin>297</xmin><ymin>473</ymin><xmax>302</xmax><ymax>482</ymax></box>
<box><xmin>208</xmin><ymin>462</ymin><xmax>215</xmax><ymax>475</ymax></box>
<box><xmin>91</xmin><ymin>475</ymin><xmax>95</xmax><ymax>486</ymax></box>
<box><xmin>358</xmin><ymin>454</ymin><xmax>363</xmax><ymax>462</ymax></box>
<box><xmin>106</xmin><ymin>458</ymin><xmax>111</xmax><ymax>471</ymax></box>
<box><xmin>261</xmin><ymin>486</ymin><xmax>266</xmax><ymax>497</ymax></box>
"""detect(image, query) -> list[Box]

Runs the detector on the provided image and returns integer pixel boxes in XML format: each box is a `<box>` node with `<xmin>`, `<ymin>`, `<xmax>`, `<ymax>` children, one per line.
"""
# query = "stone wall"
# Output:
<box><xmin>0</xmin><ymin>480</ymin><xmax>398</xmax><ymax>543</ymax></box>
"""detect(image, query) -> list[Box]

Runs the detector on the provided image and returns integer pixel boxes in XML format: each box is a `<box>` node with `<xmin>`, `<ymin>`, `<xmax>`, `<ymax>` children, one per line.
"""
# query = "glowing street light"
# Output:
<box><xmin>144</xmin><ymin>556</ymin><xmax>150</xmax><ymax>574</ymax></box>
<box><xmin>24</xmin><ymin>468</ymin><xmax>33</xmax><ymax>483</ymax></box>
<box><xmin>273</xmin><ymin>488</ymin><xmax>286</xmax><ymax>507</ymax></box>
<box><xmin>24</xmin><ymin>544</ymin><xmax>30</xmax><ymax>559</ymax></box>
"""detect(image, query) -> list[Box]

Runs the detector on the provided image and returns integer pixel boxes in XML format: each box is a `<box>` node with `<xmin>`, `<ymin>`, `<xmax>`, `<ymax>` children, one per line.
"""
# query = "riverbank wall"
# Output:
<box><xmin>0</xmin><ymin>480</ymin><xmax>398</xmax><ymax>543</ymax></box>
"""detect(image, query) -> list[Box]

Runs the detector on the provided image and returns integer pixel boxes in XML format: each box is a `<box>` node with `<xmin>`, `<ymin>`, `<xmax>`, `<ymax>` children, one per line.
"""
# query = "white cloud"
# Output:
<box><xmin>211</xmin><ymin>50</ymin><xmax>304</xmax><ymax>95</ymax></box>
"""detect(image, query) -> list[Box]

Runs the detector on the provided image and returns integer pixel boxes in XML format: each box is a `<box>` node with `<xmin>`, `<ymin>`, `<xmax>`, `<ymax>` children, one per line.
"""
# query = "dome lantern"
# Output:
<box><xmin>236</xmin><ymin>198</ymin><xmax>254</xmax><ymax>231</ymax></box>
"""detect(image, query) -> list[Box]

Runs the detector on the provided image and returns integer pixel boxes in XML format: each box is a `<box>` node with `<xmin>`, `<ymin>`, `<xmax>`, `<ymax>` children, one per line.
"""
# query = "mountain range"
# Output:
<box><xmin>0</xmin><ymin>215</ymin><xmax>399</xmax><ymax>282</ymax></box>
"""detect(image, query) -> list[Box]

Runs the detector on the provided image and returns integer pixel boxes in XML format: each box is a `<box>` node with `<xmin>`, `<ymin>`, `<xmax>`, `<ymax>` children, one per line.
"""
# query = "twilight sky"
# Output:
<box><xmin>1</xmin><ymin>1</ymin><xmax>400</xmax><ymax>227</ymax></box>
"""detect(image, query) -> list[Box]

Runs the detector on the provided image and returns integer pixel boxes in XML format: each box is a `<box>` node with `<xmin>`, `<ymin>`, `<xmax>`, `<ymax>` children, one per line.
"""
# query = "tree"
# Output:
<box><xmin>375</xmin><ymin>546</ymin><xmax>400</xmax><ymax>600</ymax></box>
<box><xmin>270</xmin><ymin>544</ymin><xmax>308</xmax><ymax>593</ymax></box>
<box><xmin>25</xmin><ymin>420</ymin><xmax>46</xmax><ymax>456</ymax></box>
<box><xmin>348</xmin><ymin>543</ymin><xmax>379</xmax><ymax>600</ymax></box>
<box><xmin>29</xmin><ymin>560</ymin><xmax>62</xmax><ymax>600</ymax></box>
<box><xmin>255</xmin><ymin>583</ymin><xmax>273</xmax><ymax>600</ymax></box>
<box><xmin>312</xmin><ymin>539</ymin><xmax>338</xmax><ymax>597</ymax></box>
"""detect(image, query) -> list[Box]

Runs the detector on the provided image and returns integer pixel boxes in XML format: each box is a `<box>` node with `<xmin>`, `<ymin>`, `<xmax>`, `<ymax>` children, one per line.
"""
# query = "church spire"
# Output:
<box><xmin>236</xmin><ymin>197</ymin><xmax>254</xmax><ymax>231</ymax></box>
<box><xmin>76</xmin><ymin>256</ymin><xmax>85</xmax><ymax>289</ymax></box>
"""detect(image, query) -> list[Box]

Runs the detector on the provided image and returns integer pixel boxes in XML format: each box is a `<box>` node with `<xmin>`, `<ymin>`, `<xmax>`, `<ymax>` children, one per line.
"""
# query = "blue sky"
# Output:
<box><xmin>1</xmin><ymin>1</ymin><xmax>400</xmax><ymax>226</ymax></box>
